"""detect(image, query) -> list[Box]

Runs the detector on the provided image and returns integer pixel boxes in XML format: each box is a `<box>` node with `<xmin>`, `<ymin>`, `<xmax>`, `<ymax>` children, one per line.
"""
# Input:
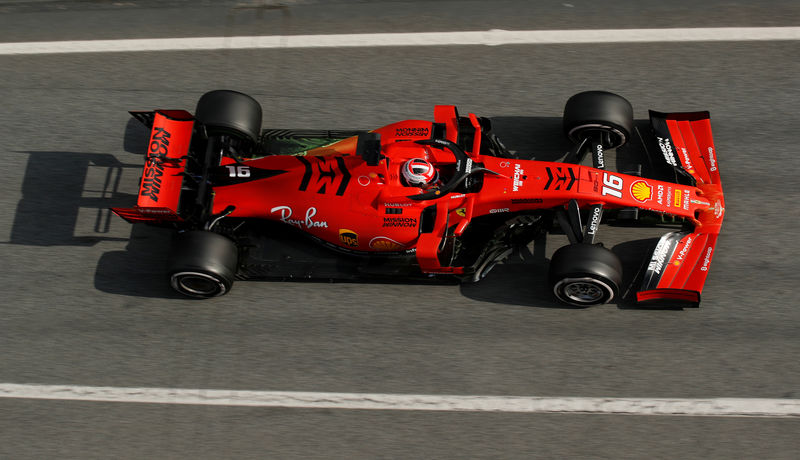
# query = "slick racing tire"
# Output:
<box><xmin>563</xmin><ymin>91</ymin><xmax>634</xmax><ymax>149</ymax></box>
<box><xmin>167</xmin><ymin>231</ymin><xmax>239</xmax><ymax>298</ymax></box>
<box><xmin>548</xmin><ymin>243</ymin><xmax>623</xmax><ymax>307</ymax></box>
<box><xmin>195</xmin><ymin>90</ymin><xmax>263</xmax><ymax>143</ymax></box>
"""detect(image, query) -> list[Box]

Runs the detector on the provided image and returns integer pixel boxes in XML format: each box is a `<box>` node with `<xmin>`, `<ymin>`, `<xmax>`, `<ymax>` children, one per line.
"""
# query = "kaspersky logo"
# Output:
<box><xmin>630</xmin><ymin>180</ymin><xmax>653</xmax><ymax>203</ymax></box>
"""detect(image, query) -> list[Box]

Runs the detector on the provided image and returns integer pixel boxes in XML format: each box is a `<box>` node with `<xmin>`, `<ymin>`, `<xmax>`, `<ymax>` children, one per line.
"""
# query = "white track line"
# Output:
<box><xmin>1</xmin><ymin>27</ymin><xmax>799</xmax><ymax>55</ymax></box>
<box><xmin>1</xmin><ymin>383</ymin><xmax>799</xmax><ymax>418</ymax></box>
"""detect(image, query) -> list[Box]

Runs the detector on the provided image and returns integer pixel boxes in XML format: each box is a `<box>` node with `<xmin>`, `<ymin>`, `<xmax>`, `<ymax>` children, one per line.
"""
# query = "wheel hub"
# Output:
<box><xmin>564</xmin><ymin>281</ymin><xmax>605</xmax><ymax>303</ymax></box>
<box><xmin>553</xmin><ymin>276</ymin><xmax>614</xmax><ymax>305</ymax></box>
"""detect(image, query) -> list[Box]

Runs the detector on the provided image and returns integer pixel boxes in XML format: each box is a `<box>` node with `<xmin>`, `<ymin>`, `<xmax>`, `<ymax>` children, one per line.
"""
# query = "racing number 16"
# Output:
<box><xmin>602</xmin><ymin>173</ymin><xmax>623</xmax><ymax>199</ymax></box>
<box><xmin>225</xmin><ymin>165</ymin><xmax>251</xmax><ymax>178</ymax></box>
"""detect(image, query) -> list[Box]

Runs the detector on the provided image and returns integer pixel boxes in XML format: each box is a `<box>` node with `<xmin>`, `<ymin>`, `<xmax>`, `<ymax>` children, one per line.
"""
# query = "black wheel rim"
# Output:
<box><xmin>554</xmin><ymin>277</ymin><xmax>614</xmax><ymax>305</ymax></box>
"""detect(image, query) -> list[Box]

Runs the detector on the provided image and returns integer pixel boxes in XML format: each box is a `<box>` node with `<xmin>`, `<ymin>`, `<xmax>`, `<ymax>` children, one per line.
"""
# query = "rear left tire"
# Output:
<box><xmin>195</xmin><ymin>89</ymin><xmax>263</xmax><ymax>144</ymax></box>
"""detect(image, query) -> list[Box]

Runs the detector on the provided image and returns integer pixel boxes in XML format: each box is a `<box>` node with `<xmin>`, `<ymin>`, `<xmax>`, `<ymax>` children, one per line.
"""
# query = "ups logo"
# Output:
<box><xmin>338</xmin><ymin>229</ymin><xmax>359</xmax><ymax>248</ymax></box>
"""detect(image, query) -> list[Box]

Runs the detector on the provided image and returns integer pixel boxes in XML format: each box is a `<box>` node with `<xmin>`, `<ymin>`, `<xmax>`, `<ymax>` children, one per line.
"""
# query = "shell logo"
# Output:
<box><xmin>369</xmin><ymin>236</ymin><xmax>405</xmax><ymax>251</ymax></box>
<box><xmin>630</xmin><ymin>180</ymin><xmax>653</xmax><ymax>203</ymax></box>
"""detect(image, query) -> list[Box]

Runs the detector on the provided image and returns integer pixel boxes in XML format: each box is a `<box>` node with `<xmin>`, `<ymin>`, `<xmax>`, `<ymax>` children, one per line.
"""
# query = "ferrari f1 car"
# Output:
<box><xmin>112</xmin><ymin>90</ymin><xmax>724</xmax><ymax>307</ymax></box>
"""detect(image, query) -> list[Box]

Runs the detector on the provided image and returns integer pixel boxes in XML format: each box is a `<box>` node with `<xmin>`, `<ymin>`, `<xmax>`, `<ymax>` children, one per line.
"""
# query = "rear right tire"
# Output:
<box><xmin>167</xmin><ymin>231</ymin><xmax>239</xmax><ymax>298</ymax></box>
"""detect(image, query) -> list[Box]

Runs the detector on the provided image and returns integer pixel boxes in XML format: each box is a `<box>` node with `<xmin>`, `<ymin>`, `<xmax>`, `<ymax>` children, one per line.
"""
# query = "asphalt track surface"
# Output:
<box><xmin>1</xmin><ymin>0</ymin><xmax>799</xmax><ymax>458</ymax></box>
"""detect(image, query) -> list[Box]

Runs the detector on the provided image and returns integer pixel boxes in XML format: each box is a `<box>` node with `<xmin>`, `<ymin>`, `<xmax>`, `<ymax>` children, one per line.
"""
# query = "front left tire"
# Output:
<box><xmin>562</xmin><ymin>90</ymin><xmax>634</xmax><ymax>149</ymax></box>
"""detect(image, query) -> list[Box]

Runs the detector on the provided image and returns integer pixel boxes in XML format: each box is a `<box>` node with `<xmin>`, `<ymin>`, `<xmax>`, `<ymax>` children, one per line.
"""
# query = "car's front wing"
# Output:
<box><xmin>636</xmin><ymin>111</ymin><xmax>725</xmax><ymax>307</ymax></box>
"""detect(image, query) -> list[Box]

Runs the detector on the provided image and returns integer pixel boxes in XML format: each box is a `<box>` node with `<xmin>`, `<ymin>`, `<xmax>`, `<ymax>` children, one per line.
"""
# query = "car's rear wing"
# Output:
<box><xmin>636</xmin><ymin>111</ymin><xmax>725</xmax><ymax>307</ymax></box>
<box><xmin>111</xmin><ymin>110</ymin><xmax>194</xmax><ymax>223</ymax></box>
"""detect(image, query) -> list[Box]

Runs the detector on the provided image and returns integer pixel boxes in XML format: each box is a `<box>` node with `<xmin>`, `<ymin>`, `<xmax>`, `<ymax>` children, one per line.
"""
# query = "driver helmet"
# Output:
<box><xmin>402</xmin><ymin>158</ymin><xmax>439</xmax><ymax>187</ymax></box>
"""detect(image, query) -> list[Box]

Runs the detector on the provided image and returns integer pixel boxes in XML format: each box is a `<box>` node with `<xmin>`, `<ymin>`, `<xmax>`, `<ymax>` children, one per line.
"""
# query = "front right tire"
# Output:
<box><xmin>548</xmin><ymin>243</ymin><xmax>623</xmax><ymax>307</ymax></box>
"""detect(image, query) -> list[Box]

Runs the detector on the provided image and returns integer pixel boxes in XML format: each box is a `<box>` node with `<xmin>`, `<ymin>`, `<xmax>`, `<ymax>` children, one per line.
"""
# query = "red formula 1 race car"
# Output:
<box><xmin>112</xmin><ymin>90</ymin><xmax>724</xmax><ymax>307</ymax></box>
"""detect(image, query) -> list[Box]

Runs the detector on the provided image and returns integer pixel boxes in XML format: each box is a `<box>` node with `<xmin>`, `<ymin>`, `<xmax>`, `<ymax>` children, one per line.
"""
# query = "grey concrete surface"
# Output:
<box><xmin>0</xmin><ymin>1</ymin><xmax>799</xmax><ymax>458</ymax></box>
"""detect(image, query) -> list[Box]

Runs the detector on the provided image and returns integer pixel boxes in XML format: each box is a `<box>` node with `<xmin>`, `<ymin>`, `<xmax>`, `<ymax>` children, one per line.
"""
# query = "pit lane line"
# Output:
<box><xmin>0</xmin><ymin>27</ymin><xmax>798</xmax><ymax>55</ymax></box>
<box><xmin>1</xmin><ymin>383</ymin><xmax>799</xmax><ymax>418</ymax></box>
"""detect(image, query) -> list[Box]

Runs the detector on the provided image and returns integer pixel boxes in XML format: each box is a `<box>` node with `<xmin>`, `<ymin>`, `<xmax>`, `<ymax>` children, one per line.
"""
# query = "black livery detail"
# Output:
<box><xmin>297</xmin><ymin>156</ymin><xmax>351</xmax><ymax>196</ymax></box>
<box><xmin>211</xmin><ymin>166</ymin><xmax>288</xmax><ymax>186</ymax></box>
<box><xmin>544</xmin><ymin>166</ymin><xmax>577</xmax><ymax>191</ymax></box>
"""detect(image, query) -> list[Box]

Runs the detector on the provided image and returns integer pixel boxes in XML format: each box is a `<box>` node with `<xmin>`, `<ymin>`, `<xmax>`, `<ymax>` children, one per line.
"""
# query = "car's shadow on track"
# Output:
<box><xmin>8</xmin><ymin>119</ymin><xmax>149</xmax><ymax>247</ymax></box>
<box><xmin>459</xmin><ymin>236</ymin><xmax>567</xmax><ymax>309</ymax></box>
<box><xmin>459</xmin><ymin>235</ymin><xmax>673</xmax><ymax>310</ymax></box>
<box><xmin>6</xmin><ymin>119</ymin><xmax>183</xmax><ymax>299</ymax></box>
<box><xmin>6</xmin><ymin>147</ymin><xmax>181</xmax><ymax>298</ymax></box>
<box><xmin>7</xmin><ymin>150</ymin><xmax>137</xmax><ymax>247</ymax></box>
<box><xmin>94</xmin><ymin>226</ymin><xmax>187</xmax><ymax>299</ymax></box>
<box><xmin>488</xmin><ymin>116</ymin><xmax>570</xmax><ymax>161</ymax></box>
